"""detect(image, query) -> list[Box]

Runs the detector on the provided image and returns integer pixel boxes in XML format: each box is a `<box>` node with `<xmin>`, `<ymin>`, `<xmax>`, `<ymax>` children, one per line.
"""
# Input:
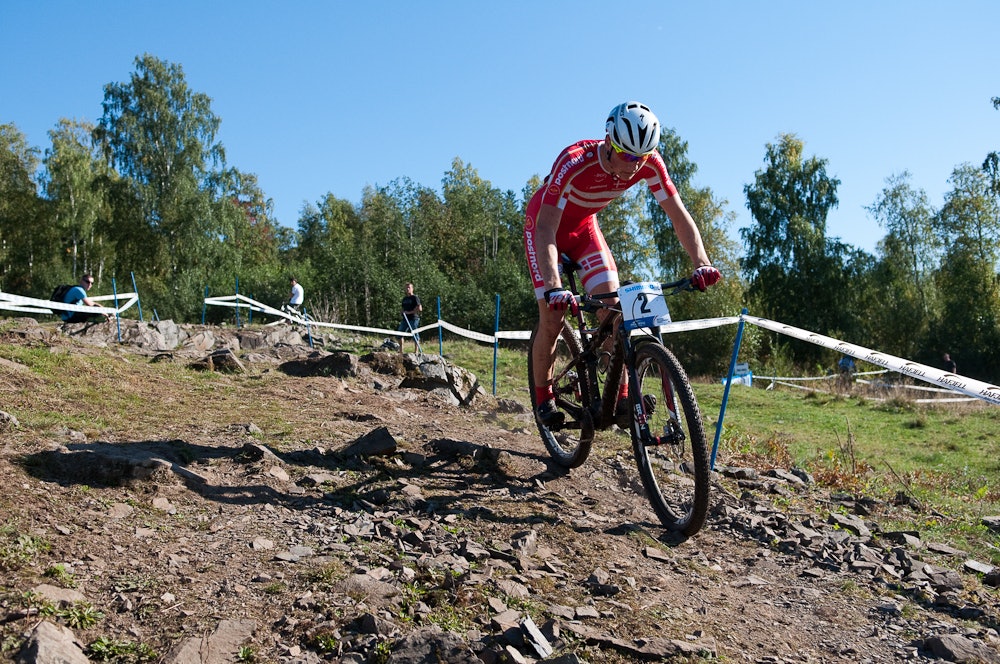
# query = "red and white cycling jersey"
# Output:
<box><xmin>524</xmin><ymin>139</ymin><xmax>679</xmax><ymax>298</ymax></box>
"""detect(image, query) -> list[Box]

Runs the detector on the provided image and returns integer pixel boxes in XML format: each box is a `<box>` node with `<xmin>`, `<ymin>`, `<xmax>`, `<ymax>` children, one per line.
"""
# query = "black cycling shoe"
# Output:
<box><xmin>536</xmin><ymin>399</ymin><xmax>565</xmax><ymax>428</ymax></box>
<box><xmin>615</xmin><ymin>398</ymin><xmax>632</xmax><ymax>430</ymax></box>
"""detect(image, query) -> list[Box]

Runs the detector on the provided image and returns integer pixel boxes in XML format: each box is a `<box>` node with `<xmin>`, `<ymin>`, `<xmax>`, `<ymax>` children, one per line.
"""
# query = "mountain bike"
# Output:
<box><xmin>528</xmin><ymin>257</ymin><xmax>711</xmax><ymax>536</ymax></box>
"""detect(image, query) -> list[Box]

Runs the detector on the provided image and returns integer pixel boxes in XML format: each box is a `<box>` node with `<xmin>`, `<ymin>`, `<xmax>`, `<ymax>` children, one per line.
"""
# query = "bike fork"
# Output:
<box><xmin>628</xmin><ymin>345</ymin><xmax>685</xmax><ymax>448</ymax></box>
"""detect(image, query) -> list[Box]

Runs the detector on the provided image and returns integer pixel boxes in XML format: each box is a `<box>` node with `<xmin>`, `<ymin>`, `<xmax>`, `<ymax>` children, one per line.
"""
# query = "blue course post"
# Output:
<box><xmin>437</xmin><ymin>296</ymin><xmax>443</xmax><ymax>356</ymax></box>
<box><xmin>112</xmin><ymin>278</ymin><xmax>122</xmax><ymax>342</ymax></box>
<box><xmin>130</xmin><ymin>272</ymin><xmax>144</xmax><ymax>322</ymax></box>
<box><xmin>712</xmin><ymin>308</ymin><xmax>749</xmax><ymax>470</ymax></box>
<box><xmin>304</xmin><ymin>307</ymin><xmax>314</xmax><ymax>348</ymax></box>
<box><xmin>234</xmin><ymin>277</ymin><xmax>241</xmax><ymax>328</ymax></box>
<box><xmin>492</xmin><ymin>294</ymin><xmax>500</xmax><ymax>395</ymax></box>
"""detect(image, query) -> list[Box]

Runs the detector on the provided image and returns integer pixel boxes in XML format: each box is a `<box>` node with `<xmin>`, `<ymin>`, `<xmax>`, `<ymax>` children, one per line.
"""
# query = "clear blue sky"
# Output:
<box><xmin>3</xmin><ymin>1</ymin><xmax>998</xmax><ymax>254</ymax></box>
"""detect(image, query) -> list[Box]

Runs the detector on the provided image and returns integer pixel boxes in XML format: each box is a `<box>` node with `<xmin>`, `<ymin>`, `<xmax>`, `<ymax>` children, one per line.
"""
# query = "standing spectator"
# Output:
<box><xmin>283</xmin><ymin>277</ymin><xmax>304</xmax><ymax>316</ymax></box>
<box><xmin>61</xmin><ymin>274</ymin><xmax>111</xmax><ymax>323</ymax></box>
<box><xmin>397</xmin><ymin>282</ymin><xmax>422</xmax><ymax>353</ymax></box>
<box><xmin>836</xmin><ymin>354</ymin><xmax>856</xmax><ymax>392</ymax></box>
<box><xmin>943</xmin><ymin>353</ymin><xmax>957</xmax><ymax>374</ymax></box>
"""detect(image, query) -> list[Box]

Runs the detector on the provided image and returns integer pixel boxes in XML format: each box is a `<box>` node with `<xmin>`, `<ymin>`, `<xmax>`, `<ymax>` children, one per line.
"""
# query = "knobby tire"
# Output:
<box><xmin>528</xmin><ymin>320</ymin><xmax>594</xmax><ymax>469</ymax></box>
<box><xmin>630</xmin><ymin>343</ymin><xmax>711</xmax><ymax>536</ymax></box>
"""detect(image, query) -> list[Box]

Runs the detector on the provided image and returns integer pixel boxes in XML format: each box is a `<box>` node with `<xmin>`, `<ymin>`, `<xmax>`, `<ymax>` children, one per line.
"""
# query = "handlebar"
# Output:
<box><xmin>576</xmin><ymin>277</ymin><xmax>696</xmax><ymax>309</ymax></box>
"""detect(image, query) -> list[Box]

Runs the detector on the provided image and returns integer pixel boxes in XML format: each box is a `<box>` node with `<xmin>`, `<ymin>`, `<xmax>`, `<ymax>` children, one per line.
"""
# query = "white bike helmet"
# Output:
<box><xmin>605</xmin><ymin>101</ymin><xmax>661</xmax><ymax>155</ymax></box>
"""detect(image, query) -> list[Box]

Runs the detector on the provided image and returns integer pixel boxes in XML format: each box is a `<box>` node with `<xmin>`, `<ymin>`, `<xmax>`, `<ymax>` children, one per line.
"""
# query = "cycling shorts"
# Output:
<box><xmin>524</xmin><ymin>207</ymin><xmax>618</xmax><ymax>301</ymax></box>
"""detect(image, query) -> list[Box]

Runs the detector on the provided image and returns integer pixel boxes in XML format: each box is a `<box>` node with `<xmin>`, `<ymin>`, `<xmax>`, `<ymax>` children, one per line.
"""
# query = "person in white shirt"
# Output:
<box><xmin>284</xmin><ymin>277</ymin><xmax>304</xmax><ymax>315</ymax></box>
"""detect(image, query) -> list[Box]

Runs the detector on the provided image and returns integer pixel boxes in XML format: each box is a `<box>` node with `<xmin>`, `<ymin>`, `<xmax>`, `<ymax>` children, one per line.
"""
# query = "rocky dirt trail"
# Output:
<box><xmin>1</xmin><ymin>318</ymin><xmax>999</xmax><ymax>664</ymax></box>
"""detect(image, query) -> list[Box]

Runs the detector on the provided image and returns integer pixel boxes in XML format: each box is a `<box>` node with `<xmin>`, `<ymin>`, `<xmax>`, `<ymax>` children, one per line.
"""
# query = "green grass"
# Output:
<box><xmin>695</xmin><ymin>382</ymin><xmax>1000</xmax><ymax>562</ymax></box>
<box><xmin>697</xmin><ymin>383</ymin><xmax>1000</xmax><ymax>484</ymax></box>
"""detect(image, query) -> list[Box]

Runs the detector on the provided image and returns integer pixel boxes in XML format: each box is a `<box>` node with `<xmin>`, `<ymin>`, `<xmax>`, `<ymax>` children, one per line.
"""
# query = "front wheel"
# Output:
<box><xmin>528</xmin><ymin>320</ymin><xmax>594</xmax><ymax>468</ymax></box>
<box><xmin>630</xmin><ymin>343</ymin><xmax>711</xmax><ymax>536</ymax></box>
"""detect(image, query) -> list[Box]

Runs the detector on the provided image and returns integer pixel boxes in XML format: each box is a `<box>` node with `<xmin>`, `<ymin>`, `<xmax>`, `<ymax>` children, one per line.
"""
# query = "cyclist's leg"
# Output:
<box><xmin>531</xmin><ymin>300</ymin><xmax>567</xmax><ymax>420</ymax></box>
<box><xmin>525</xmin><ymin>201</ymin><xmax>569</xmax><ymax>415</ymax></box>
<box><xmin>574</xmin><ymin>219</ymin><xmax>627</xmax><ymax>420</ymax></box>
<box><xmin>574</xmin><ymin>215</ymin><xmax>620</xmax><ymax>322</ymax></box>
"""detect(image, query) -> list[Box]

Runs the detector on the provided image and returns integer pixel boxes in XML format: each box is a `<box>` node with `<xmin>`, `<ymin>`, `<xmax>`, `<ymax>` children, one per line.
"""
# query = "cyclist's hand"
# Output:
<box><xmin>691</xmin><ymin>266</ymin><xmax>721</xmax><ymax>292</ymax></box>
<box><xmin>544</xmin><ymin>288</ymin><xmax>575</xmax><ymax>311</ymax></box>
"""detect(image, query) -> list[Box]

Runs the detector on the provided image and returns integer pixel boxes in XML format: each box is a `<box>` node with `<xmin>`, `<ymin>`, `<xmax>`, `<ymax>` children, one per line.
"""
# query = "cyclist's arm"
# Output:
<box><xmin>659</xmin><ymin>195</ymin><xmax>712</xmax><ymax>268</ymax></box>
<box><xmin>535</xmin><ymin>203</ymin><xmax>564</xmax><ymax>292</ymax></box>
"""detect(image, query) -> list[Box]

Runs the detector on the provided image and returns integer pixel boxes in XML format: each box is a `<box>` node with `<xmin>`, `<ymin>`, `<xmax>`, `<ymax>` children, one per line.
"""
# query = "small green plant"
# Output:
<box><xmin>111</xmin><ymin>573</ymin><xmax>157</xmax><ymax>593</ymax></box>
<box><xmin>43</xmin><ymin>563</ymin><xmax>77</xmax><ymax>588</ymax></box>
<box><xmin>61</xmin><ymin>602</ymin><xmax>105</xmax><ymax>629</ymax></box>
<box><xmin>88</xmin><ymin>636</ymin><xmax>158</xmax><ymax>662</ymax></box>
<box><xmin>371</xmin><ymin>639</ymin><xmax>392</xmax><ymax>664</ymax></box>
<box><xmin>262</xmin><ymin>581</ymin><xmax>286</xmax><ymax>595</ymax></box>
<box><xmin>313</xmin><ymin>632</ymin><xmax>339</xmax><ymax>653</ymax></box>
<box><xmin>301</xmin><ymin>562</ymin><xmax>345</xmax><ymax>589</ymax></box>
<box><xmin>237</xmin><ymin>645</ymin><xmax>257</xmax><ymax>663</ymax></box>
<box><xmin>426</xmin><ymin>602</ymin><xmax>470</xmax><ymax>632</ymax></box>
<box><xmin>0</xmin><ymin>526</ymin><xmax>51</xmax><ymax>569</ymax></box>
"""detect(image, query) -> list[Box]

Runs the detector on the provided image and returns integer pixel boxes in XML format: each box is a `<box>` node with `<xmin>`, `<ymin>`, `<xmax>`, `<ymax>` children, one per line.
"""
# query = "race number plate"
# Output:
<box><xmin>618</xmin><ymin>282</ymin><xmax>671</xmax><ymax>331</ymax></box>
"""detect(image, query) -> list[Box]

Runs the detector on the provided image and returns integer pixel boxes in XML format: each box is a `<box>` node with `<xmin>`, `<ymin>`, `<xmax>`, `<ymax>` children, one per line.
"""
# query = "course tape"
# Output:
<box><xmin>762</xmin><ymin>370</ymin><xmax>886</xmax><ymax>383</ymax></box>
<box><xmin>205</xmin><ymin>295</ymin><xmax>446</xmax><ymax>339</ymax></box>
<box><xmin>0</xmin><ymin>291</ymin><xmax>139</xmax><ymax>316</ymax></box>
<box><xmin>204</xmin><ymin>296</ymin><xmax>1000</xmax><ymax>407</ymax></box>
<box><xmin>744</xmin><ymin>315</ymin><xmax>1000</xmax><ymax>406</ymax></box>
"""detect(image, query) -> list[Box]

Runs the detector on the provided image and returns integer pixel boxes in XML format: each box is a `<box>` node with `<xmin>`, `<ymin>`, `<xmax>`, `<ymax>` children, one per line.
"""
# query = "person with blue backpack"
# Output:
<box><xmin>59</xmin><ymin>274</ymin><xmax>111</xmax><ymax>323</ymax></box>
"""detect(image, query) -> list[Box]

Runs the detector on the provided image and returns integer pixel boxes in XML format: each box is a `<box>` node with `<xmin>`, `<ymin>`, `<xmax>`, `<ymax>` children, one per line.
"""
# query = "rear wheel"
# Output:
<box><xmin>528</xmin><ymin>320</ymin><xmax>594</xmax><ymax>468</ymax></box>
<box><xmin>629</xmin><ymin>343</ymin><xmax>711</xmax><ymax>536</ymax></box>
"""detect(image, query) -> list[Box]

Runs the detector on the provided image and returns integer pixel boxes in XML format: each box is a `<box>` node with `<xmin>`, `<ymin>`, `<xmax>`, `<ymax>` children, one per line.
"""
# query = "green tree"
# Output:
<box><xmin>0</xmin><ymin>123</ymin><xmax>46</xmax><ymax>294</ymax></box>
<box><xmin>93</xmin><ymin>54</ymin><xmax>229</xmax><ymax>320</ymax></box>
<box><xmin>295</xmin><ymin>194</ymin><xmax>364</xmax><ymax>322</ymax></box>
<box><xmin>983</xmin><ymin>96</ymin><xmax>1000</xmax><ymax>197</ymax></box>
<box><xmin>865</xmin><ymin>172</ymin><xmax>939</xmax><ymax>359</ymax></box>
<box><xmin>927</xmin><ymin>163</ymin><xmax>1000</xmax><ymax>378</ymax></box>
<box><xmin>204</xmin><ymin>168</ymin><xmax>286</xmax><ymax>320</ymax></box>
<box><xmin>741</xmin><ymin>134</ymin><xmax>845</xmax><ymax>366</ymax></box>
<box><xmin>440</xmin><ymin>160</ymin><xmax>531</xmax><ymax>330</ymax></box>
<box><xmin>43</xmin><ymin>119</ymin><xmax>115</xmax><ymax>286</ymax></box>
<box><xmin>647</xmin><ymin>128</ymin><xmax>751</xmax><ymax>375</ymax></box>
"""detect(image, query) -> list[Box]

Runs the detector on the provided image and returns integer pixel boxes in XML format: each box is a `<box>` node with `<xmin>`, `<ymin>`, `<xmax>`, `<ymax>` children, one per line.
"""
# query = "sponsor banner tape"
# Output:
<box><xmin>744</xmin><ymin>315</ymin><xmax>1000</xmax><ymax>406</ymax></box>
<box><xmin>1</xmin><ymin>291</ymin><xmax>139</xmax><ymax>315</ymax></box>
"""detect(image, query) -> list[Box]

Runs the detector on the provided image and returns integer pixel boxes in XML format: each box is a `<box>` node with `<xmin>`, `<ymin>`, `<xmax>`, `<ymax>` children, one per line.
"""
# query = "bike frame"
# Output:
<box><xmin>557</xmin><ymin>257</ymin><xmax>684</xmax><ymax>442</ymax></box>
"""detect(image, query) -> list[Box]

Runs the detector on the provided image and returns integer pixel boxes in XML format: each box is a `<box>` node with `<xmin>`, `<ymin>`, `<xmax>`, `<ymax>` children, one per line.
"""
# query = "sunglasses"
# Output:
<box><xmin>83</xmin><ymin>279</ymin><xmax>94</xmax><ymax>285</ymax></box>
<box><xmin>609</xmin><ymin>139</ymin><xmax>647</xmax><ymax>163</ymax></box>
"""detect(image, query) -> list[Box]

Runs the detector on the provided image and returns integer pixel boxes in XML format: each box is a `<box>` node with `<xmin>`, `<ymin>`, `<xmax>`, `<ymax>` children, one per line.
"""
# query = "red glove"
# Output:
<box><xmin>544</xmin><ymin>288</ymin><xmax>575</xmax><ymax>311</ymax></box>
<box><xmin>691</xmin><ymin>266</ymin><xmax>721</xmax><ymax>292</ymax></box>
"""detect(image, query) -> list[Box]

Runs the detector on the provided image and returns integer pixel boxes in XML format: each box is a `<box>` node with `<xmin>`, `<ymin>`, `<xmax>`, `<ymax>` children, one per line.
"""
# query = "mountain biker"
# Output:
<box><xmin>523</xmin><ymin>101</ymin><xmax>721</xmax><ymax>427</ymax></box>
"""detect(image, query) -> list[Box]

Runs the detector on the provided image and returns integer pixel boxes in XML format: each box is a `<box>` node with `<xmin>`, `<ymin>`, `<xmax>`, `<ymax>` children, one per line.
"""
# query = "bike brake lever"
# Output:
<box><xmin>666</xmin><ymin>278</ymin><xmax>697</xmax><ymax>295</ymax></box>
